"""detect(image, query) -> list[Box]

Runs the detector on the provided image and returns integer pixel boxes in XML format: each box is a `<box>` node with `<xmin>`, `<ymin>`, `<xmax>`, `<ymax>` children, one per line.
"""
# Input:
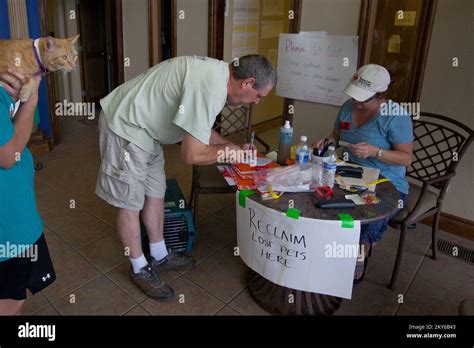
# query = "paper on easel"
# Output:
<box><xmin>236</xmin><ymin>193</ymin><xmax>361</xmax><ymax>299</ymax></box>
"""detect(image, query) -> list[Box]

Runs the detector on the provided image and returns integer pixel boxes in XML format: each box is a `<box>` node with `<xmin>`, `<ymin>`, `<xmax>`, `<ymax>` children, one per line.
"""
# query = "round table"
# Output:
<box><xmin>245</xmin><ymin>178</ymin><xmax>400</xmax><ymax>315</ymax></box>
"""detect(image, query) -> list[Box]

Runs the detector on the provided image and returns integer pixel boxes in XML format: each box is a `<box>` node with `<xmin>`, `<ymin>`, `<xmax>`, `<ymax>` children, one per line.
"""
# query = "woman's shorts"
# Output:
<box><xmin>0</xmin><ymin>233</ymin><xmax>56</xmax><ymax>300</ymax></box>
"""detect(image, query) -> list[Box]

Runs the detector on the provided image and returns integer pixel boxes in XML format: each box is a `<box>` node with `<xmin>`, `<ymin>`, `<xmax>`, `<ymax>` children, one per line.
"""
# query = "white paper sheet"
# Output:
<box><xmin>236</xmin><ymin>193</ymin><xmax>361</xmax><ymax>299</ymax></box>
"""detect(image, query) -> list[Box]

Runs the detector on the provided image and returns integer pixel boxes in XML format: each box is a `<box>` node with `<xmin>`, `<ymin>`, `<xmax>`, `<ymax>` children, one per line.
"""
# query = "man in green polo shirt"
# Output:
<box><xmin>96</xmin><ymin>55</ymin><xmax>276</xmax><ymax>301</ymax></box>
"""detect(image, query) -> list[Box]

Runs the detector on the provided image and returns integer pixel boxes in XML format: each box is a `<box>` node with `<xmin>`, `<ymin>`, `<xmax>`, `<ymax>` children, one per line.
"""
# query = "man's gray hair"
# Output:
<box><xmin>231</xmin><ymin>55</ymin><xmax>277</xmax><ymax>90</ymax></box>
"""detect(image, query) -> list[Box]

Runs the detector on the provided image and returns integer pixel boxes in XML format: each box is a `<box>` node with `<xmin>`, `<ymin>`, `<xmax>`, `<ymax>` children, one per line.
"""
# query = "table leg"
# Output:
<box><xmin>247</xmin><ymin>269</ymin><xmax>342</xmax><ymax>315</ymax></box>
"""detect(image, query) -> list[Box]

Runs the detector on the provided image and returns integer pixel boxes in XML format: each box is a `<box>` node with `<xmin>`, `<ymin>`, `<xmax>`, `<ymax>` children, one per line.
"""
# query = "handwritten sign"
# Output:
<box><xmin>236</xmin><ymin>192</ymin><xmax>361</xmax><ymax>299</ymax></box>
<box><xmin>276</xmin><ymin>33</ymin><xmax>358</xmax><ymax>106</ymax></box>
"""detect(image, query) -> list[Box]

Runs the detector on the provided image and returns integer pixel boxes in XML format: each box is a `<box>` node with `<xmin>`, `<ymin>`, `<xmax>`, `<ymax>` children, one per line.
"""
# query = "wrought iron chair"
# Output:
<box><xmin>388</xmin><ymin>113</ymin><xmax>473</xmax><ymax>289</ymax></box>
<box><xmin>189</xmin><ymin>104</ymin><xmax>269</xmax><ymax>222</ymax></box>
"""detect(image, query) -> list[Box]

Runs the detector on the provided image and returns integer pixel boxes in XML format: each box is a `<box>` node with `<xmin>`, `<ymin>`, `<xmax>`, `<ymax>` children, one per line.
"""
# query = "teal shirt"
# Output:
<box><xmin>335</xmin><ymin>99</ymin><xmax>414</xmax><ymax>194</ymax></box>
<box><xmin>0</xmin><ymin>86</ymin><xmax>43</xmax><ymax>262</ymax></box>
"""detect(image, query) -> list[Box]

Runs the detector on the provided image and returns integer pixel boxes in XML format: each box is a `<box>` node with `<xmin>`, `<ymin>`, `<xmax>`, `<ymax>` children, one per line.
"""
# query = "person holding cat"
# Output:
<box><xmin>96</xmin><ymin>55</ymin><xmax>276</xmax><ymax>301</ymax></box>
<box><xmin>0</xmin><ymin>69</ymin><xmax>56</xmax><ymax>315</ymax></box>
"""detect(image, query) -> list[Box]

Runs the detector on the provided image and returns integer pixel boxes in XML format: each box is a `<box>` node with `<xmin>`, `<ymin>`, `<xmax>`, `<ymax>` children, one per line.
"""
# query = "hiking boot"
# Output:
<box><xmin>130</xmin><ymin>264</ymin><xmax>174</xmax><ymax>301</ymax></box>
<box><xmin>151</xmin><ymin>250</ymin><xmax>196</xmax><ymax>273</ymax></box>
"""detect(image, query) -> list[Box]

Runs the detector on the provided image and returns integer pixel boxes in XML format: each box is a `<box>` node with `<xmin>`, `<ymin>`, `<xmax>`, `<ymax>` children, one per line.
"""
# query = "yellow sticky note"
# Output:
<box><xmin>394</xmin><ymin>10</ymin><xmax>416</xmax><ymax>26</ymax></box>
<box><xmin>387</xmin><ymin>35</ymin><xmax>401</xmax><ymax>53</ymax></box>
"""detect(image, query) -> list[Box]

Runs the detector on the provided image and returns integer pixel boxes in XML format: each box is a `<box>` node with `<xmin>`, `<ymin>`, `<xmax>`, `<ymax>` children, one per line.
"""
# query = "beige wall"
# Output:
<box><xmin>176</xmin><ymin>0</ymin><xmax>208</xmax><ymax>57</ymax></box>
<box><xmin>292</xmin><ymin>0</ymin><xmax>361</xmax><ymax>143</ymax></box>
<box><xmin>419</xmin><ymin>0</ymin><xmax>473</xmax><ymax>220</ymax></box>
<box><xmin>122</xmin><ymin>0</ymin><xmax>149</xmax><ymax>81</ymax></box>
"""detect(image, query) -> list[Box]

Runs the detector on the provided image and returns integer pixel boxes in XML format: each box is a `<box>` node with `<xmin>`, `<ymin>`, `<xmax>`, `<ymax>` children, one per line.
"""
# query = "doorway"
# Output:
<box><xmin>77</xmin><ymin>0</ymin><xmax>121</xmax><ymax>105</ymax></box>
<box><xmin>42</xmin><ymin>0</ymin><xmax>123</xmax><ymax>144</ymax></box>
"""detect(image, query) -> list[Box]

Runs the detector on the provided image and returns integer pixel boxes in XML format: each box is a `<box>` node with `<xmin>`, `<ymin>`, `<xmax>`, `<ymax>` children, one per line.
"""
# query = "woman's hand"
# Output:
<box><xmin>348</xmin><ymin>142</ymin><xmax>379</xmax><ymax>159</ymax></box>
<box><xmin>0</xmin><ymin>69</ymin><xmax>26</xmax><ymax>101</ymax></box>
<box><xmin>311</xmin><ymin>138</ymin><xmax>325</xmax><ymax>150</ymax></box>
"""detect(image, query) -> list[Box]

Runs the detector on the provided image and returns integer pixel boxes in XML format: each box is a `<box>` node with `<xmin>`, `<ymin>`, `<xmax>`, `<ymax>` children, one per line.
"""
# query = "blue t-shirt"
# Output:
<box><xmin>0</xmin><ymin>86</ymin><xmax>43</xmax><ymax>262</ymax></box>
<box><xmin>335</xmin><ymin>99</ymin><xmax>414</xmax><ymax>194</ymax></box>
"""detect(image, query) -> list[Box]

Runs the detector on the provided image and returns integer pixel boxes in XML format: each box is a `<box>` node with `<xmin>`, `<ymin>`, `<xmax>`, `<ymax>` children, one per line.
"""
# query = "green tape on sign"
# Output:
<box><xmin>338</xmin><ymin>214</ymin><xmax>354</xmax><ymax>228</ymax></box>
<box><xmin>239</xmin><ymin>190</ymin><xmax>256</xmax><ymax>208</ymax></box>
<box><xmin>286</xmin><ymin>208</ymin><xmax>301</xmax><ymax>219</ymax></box>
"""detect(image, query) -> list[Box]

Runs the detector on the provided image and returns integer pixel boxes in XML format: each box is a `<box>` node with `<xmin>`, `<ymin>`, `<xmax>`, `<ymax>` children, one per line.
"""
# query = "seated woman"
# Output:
<box><xmin>312</xmin><ymin>64</ymin><xmax>413</xmax><ymax>283</ymax></box>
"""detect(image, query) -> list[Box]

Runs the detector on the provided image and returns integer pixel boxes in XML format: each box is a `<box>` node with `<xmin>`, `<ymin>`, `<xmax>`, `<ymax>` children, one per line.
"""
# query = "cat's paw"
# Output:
<box><xmin>19</xmin><ymin>86</ymin><xmax>31</xmax><ymax>102</ymax></box>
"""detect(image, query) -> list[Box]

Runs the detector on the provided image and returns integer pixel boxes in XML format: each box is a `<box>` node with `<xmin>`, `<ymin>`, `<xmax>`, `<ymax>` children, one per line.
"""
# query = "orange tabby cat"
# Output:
<box><xmin>0</xmin><ymin>35</ymin><xmax>79</xmax><ymax>101</ymax></box>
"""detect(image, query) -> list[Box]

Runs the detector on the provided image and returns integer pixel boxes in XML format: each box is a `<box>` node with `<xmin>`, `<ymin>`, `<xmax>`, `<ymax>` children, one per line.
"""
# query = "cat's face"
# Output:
<box><xmin>42</xmin><ymin>35</ymin><xmax>79</xmax><ymax>72</ymax></box>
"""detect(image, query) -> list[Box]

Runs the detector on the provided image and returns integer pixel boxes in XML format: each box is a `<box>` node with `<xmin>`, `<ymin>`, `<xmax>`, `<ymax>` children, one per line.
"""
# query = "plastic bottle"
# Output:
<box><xmin>310</xmin><ymin>151</ymin><xmax>323</xmax><ymax>190</ymax></box>
<box><xmin>321</xmin><ymin>145</ymin><xmax>337</xmax><ymax>188</ymax></box>
<box><xmin>295</xmin><ymin>135</ymin><xmax>309</xmax><ymax>166</ymax></box>
<box><xmin>277</xmin><ymin>120</ymin><xmax>293</xmax><ymax>165</ymax></box>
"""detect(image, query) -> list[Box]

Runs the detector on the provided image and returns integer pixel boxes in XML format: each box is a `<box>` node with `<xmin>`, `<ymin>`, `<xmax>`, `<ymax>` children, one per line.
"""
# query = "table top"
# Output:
<box><xmin>247</xmin><ymin>177</ymin><xmax>400</xmax><ymax>224</ymax></box>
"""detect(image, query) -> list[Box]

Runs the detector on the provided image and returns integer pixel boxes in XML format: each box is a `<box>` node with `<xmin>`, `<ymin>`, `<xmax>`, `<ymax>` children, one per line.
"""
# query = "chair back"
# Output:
<box><xmin>408</xmin><ymin>113</ymin><xmax>473</xmax><ymax>189</ymax></box>
<box><xmin>213</xmin><ymin>104</ymin><xmax>253</xmax><ymax>144</ymax></box>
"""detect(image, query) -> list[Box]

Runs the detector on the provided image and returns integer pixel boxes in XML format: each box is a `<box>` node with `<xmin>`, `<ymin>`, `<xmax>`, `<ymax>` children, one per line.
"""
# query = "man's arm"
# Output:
<box><xmin>181</xmin><ymin>132</ymin><xmax>242</xmax><ymax>165</ymax></box>
<box><xmin>209</xmin><ymin>129</ymin><xmax>230</xmax><ymax>145</ymax></box>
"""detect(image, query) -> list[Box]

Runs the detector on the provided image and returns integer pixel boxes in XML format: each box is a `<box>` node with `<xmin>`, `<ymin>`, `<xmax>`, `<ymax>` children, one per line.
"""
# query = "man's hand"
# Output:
<box><xmin>241</xmin><ymin>143</ymin><xmax>256</xmax><ymax>151</ymax></box>
<box><xmin>0</xmin><ymin>69</ymin><xmax>26</xmax><ymax>101</ymax></box>
<box><xmin>348</xmin><ymin>142</ymin><xmax>378</xmax><ymax>159</ymax></box>
<box><xmin>182</xmin><ymin>132</ymin><xmax>243</xmax><ymax>165</ymax></box>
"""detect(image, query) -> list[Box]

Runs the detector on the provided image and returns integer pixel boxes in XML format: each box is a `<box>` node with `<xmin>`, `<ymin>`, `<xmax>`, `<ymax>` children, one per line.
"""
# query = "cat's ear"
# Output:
<box><xmin>69</xmin><ymin>35</ymin><xmax>80</xmax><ymax>45</ymax></box>
<box><xmin>44</xmin><ymin>37</ymin><xmax>56</xmax><ymax>52</ymax></box>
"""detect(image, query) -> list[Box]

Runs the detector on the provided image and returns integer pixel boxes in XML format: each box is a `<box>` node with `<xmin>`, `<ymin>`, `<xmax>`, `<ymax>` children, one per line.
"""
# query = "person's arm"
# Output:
<box><xmin>181</xmin><ymin>132</ymin><xmax>242</xmax><ymax>165</ymax></box>
<box><xmin>209</xmin><ymin>129</ymin><xmax>231</xmax><ymax>145</ymax></box>
<box><xmin>311</xmin><ymin>128</ymin><xmax>340</xmax><ymax>149</ymax></box>
<box><xmin>348</xmin><ymin>142</ymin><xmax>413</xmax><ymax>167</ymax></box>
<box><xmin>0</xmin><ymin>70</ymin><xmax>40</xmax><ymax>169</ymax></box>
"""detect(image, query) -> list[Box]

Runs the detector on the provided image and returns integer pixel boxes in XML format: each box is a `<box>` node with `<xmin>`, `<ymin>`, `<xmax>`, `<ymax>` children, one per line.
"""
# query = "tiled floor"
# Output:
<box><xmin>23</xmin><ymin>117</ymin><xmax>473</xmax><ymax>316</ymax></box>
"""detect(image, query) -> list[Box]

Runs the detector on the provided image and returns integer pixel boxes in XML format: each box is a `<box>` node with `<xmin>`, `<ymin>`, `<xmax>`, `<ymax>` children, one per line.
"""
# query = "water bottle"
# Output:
<box><xmin>310</xmin><ymin>150</ymin><xmax>323</xmax><ymax>190</ymax></box>
<box><xmin>295</xmin><ymin>135</ymin><xmax>309</xmax><ymax>165</ymax></box>
<box><xmin>277</xmin><ymin>120</ymin><xmax>293</xmax><ymax>165</ymax></box>
<box><xmin>321</xmin><ymin>145</ymin><xmax>337</xmax><ymax>188</ymax></box>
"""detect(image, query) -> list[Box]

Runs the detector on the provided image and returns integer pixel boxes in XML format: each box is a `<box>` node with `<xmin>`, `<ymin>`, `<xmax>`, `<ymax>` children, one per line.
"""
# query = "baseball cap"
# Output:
<box><xmin>343</xmin><ymin>64</ymin><xmax>391</xmax><ymax>102</ymax></box>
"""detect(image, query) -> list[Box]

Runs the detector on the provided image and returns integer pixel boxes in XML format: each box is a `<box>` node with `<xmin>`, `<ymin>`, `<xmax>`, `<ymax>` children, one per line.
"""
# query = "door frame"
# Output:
<box><xmin>39</xmin><ymin>0</ymin><xmax>124</xmax><ymax>144</ymax></box>
<box><xmin>149</xmin><ymin>0</ymin><xmax>176</xmax><ymax>64</ymax></box>
<box><xmin>207</xmin><ymin>0</ymin><xmax>303</xmax><ymax>126</ymax></box>
<box><xmin>39</xmin><ymin>0</ymin><xmax>60</xmax><ymax>145</ymax></box>
<box><xmin>357</xmin><ymin>0</ymin><xmax>438</xmax><ymax>102</ymax></box>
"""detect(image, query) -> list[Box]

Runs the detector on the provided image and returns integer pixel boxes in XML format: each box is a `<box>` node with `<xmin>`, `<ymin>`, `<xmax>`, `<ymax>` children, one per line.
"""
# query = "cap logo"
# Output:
<box><xmin>357</xmin><ymin>76</ymin><xmax>372</xmax><ymax>88</ymax></box>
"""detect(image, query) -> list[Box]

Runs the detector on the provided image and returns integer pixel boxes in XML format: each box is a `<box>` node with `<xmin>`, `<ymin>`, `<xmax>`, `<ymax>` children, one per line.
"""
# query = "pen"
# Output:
<box><xmin>250</xmin><ymin>131</ymin><xmax>255</xmax><ymax>149</ymax></box>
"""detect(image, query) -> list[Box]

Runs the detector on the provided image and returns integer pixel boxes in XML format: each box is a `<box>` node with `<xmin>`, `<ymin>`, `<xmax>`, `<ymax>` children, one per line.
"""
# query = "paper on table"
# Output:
<box><xmin>336</xmin><ymin>163</ymin><xmax>380</xmax><ymax>191</ymax></box>
<box><xmin>217</xmin><ymin>166</ymin><xmax>236</xmax><ymax>186</ymax></box>
<box><xmin>339</xmin><ymin>140</ymin><xmax>352</xmax><ymax>147</ymax></box>
<box><xmin>240</xmin><ymin>157</ymin><xmax>273</xmax><ymax>166</ymax></box>
<box><xmin>345</xmin><ymin>194</ymin><xmax>366</xmax><ymax>205</ymax></box>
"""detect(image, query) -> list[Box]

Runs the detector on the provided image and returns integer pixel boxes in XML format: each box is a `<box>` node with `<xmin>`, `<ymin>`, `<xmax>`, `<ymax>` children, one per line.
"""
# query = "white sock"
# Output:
<box><xmin>130</xmin><ymin>254</ymin><xmax>148</xmax><ymax>274</ymax></box>
<box><xmin>150</xmin><ymin>240</ymin><xmax>168</xmax><ymax>262</ymax></box>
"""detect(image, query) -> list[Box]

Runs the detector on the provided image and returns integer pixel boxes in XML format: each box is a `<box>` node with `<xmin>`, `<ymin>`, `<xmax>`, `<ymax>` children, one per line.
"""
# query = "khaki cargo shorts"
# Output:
<box><xmin>95</xmin><ymin>111</ymin><xmax>166</xmax><ymax>211</ymax></box>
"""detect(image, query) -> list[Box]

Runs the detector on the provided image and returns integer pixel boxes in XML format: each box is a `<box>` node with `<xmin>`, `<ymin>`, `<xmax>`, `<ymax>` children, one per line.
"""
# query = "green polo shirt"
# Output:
<box><xmin>100</xmin><ymin>56</ymin><xmax>229</xmax><ymax>154</ymax></box>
